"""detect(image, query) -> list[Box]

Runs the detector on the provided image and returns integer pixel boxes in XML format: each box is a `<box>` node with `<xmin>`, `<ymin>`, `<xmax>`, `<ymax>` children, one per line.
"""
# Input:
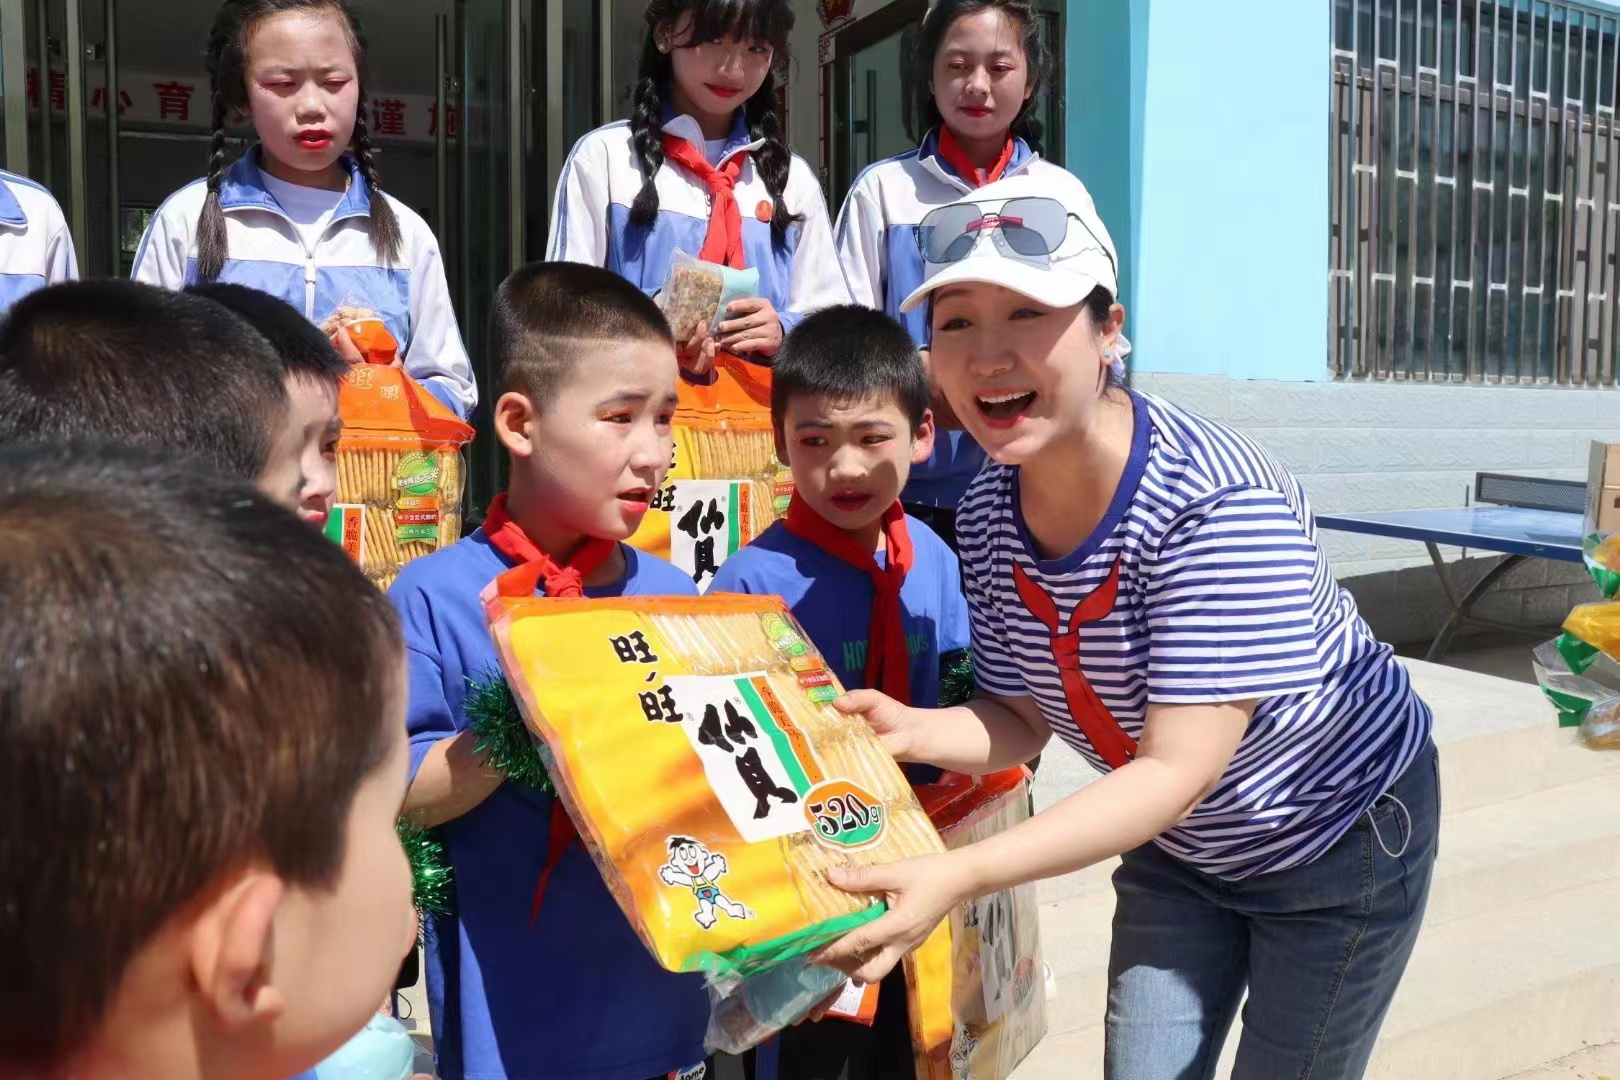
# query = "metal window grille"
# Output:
<box><xmin>1330</xmin><ymin>0</ymin><xmax>1620</xmax><ymax>384</ymax></box>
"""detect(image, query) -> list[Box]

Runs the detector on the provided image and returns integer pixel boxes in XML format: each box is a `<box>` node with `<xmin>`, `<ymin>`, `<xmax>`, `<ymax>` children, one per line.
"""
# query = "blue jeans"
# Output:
<box><xmin>1105</xmin><ymin>741</ymin><xmax>1439</xmax><ymax>1080</ymax></box>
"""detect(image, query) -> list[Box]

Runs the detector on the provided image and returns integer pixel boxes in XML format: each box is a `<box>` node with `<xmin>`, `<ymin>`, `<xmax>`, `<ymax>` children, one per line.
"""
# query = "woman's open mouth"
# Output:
<box><xmin>296</xmin><ymin>129</ymin><xmax>333</xmax><ymax>150</ymax></box>
<box><xmin>976</xmin><ymin>389</ymin><xmax>1037</xmax><ymax>428</ymax></box>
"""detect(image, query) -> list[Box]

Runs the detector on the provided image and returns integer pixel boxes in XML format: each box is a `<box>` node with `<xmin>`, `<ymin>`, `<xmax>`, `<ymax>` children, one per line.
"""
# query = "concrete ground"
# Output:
<box><xmin>1505</xmin><ymin>1044</ymin><xmax>1620</xmax><ymax>1079</ymax></box>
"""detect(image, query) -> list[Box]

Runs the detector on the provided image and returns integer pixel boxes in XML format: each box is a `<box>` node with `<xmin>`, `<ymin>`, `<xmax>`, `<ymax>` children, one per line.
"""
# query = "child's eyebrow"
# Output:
<box><xmin>793</xmin><ymin>418</ymin><xmax>898</xmax><ymax>431</ymax></box>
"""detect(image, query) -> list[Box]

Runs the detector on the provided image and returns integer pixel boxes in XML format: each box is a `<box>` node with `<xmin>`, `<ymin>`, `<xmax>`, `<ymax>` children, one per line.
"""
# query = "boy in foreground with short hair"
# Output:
<box><xmin>189</xmin><ymin>281</ymin><xmax>347</xmax><ymax>529</ymax></box>
<box><xmin>0</xmin><ymin>278</ymin><xmax>307</xmax><ymax>505</ymax></box>
<box><xmin>0</xmin><ymin>445</ymin><xmax>418</xmax><ymax>1080</ymax></box>
<box><xmin>392</xmin><ymin>262</ymin><xmax>713</xmax><ymax>1080</ymax></box>
<box><xmin>710</xmin><ymin>304</ymin><xmax>971</xmax><ymax>1080</ymax></box>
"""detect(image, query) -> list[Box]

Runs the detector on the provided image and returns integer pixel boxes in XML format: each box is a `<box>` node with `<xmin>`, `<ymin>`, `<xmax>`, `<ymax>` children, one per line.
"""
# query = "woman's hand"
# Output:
<box><xmin>678</xmin><ymin>320</ymin><xmax>718</xmax><ymax>378</ymax></box>
<box><xmin>716</xmin><ymin>297</ymin><xmax>783</xmax><ymax>358</ymax></box>
<box><xmin>809</xmin><ymin>853</ymin><xmax>975</xmax><ymax>985</ymax></box>
<box><xmin>834</xmin><ymin>689</ymin><xmax>923</xmax><ymax>761</ymax></box>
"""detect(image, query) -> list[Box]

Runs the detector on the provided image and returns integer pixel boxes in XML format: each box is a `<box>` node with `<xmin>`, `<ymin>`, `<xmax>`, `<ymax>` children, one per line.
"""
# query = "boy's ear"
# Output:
<box><xmin>910</xmin><ymin>409</ymin><xmax>937</xmax><ymax>467</ymax></box>
<box><xmin>493</xmin><ymin>391</ymin><xmax>538</xmax><ymax>459</ymax></box>
<box><xmin>773</xmin><ymin>425</ymin><xmax>789</xmax><ymax>468</ymax></box>
<box><xmin>187</xmin><ymin>870</ymin><xmax>287</xmax><ymax>1031</ymax></box>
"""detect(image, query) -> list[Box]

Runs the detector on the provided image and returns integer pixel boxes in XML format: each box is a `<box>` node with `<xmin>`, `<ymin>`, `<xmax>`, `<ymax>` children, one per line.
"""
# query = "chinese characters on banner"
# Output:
<box><xmin>24</xmin><ymin>65</ymin><xmax>469</xmax><ymax>146</ymax></box>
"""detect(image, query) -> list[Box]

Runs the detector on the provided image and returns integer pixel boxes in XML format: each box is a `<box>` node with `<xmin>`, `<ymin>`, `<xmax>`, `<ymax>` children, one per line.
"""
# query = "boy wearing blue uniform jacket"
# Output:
<box><xmin>133</xmin><ymin>0</ymin><xmax>476</xmax><ymax>420</ymax></box>
<box><xmin>709</xmin><ymin>306</ymin><xmax>969</xmax><ymax>1080</ymax></box>
<box><xmin>393</xmin><ymin>263</ymin><xmax>713</xmax><ymax>1080</ymax></box>
<box><xmin>0</xmin><ymin>169</ymin><xmax>77</xmax><ymax>315</ymax></box>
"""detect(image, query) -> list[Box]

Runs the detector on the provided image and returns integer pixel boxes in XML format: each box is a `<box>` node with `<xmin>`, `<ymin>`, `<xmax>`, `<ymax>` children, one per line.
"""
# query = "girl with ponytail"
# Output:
<box><xmin>131</xmin><ymin>0</ymin><xmax>475</xmax><ymax>420</ymax></box>
<box><xmin>547</xmin><ymin>0</ymin><xmax>848</xmax><ymax>374</ymax></box>
<box><xmin>835</xmin><ymin>0</ymin><xmax>1123</xmax><ymax>553</ymax></box>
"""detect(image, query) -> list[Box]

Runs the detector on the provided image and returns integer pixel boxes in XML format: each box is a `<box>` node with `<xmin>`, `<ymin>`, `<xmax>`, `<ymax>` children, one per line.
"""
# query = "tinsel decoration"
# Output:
<box><xmin>939</xmin><ymin>648</ymin><xmax>975</xmax><ymax>709</ymax></box>
<box><xmin>397</xmin><ymin>820</ymin><xmax>454</xmax><ymax>918</ymax></box>
<box><xmin>465</xmin><ymin>667</ymin><xmax>554</xmax><ymax>792</ymax></box>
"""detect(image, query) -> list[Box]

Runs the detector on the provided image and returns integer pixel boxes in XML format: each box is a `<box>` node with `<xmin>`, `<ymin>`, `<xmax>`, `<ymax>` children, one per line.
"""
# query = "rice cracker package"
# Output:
<box><xmin>906</xmin><ymin>769</ymin><xmax>1047</xmax><ymax>1079</ymax></box>
<box><xmin>482</xmin><ymin>580</ymin><xmax>946</xmax><ymax>986</ymax></box>
<box><xmin>627</xmin><ymin>348</ymin><xmax>794</xmax><ymax>591</ymax></box>
<box><xmin>325</xmin><ymin>315</ymin><xmax>474</xmax><ymax>591</ymax></box>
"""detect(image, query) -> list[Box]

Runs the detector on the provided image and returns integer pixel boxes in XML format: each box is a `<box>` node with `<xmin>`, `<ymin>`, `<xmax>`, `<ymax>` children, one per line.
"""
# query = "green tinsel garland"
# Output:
<box><xmin>939</xmin><ymin>648</ymin><xmax>975</xmax><ymax>709</ymax></box>
<box><xmin>465</xmin><ymin>668</ymin><xmax>554</xmax><ymax>793</ymax></box>
<box><xmin>396</xmin><ymin>820</ymin><xmax>454</xmax><ymax>918</ymax></box>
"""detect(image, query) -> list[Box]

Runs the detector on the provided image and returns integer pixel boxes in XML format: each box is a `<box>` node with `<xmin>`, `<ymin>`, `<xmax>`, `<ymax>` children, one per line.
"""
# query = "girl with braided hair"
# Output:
<box><xmin>546</xmin><ymin>0</ymin><xmax>848</xmax><ymax>377</ymax></box>
<box><xmin>131</xmin><ymin>0</ymin><xmax>476</xmax><ymax>420</ymax></box>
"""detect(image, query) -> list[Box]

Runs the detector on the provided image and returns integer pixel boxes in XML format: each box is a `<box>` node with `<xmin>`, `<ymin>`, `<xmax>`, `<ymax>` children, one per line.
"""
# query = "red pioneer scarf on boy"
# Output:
<box><xmin>783</xmin><ymin>494</ymin><xmax>915</xmax><ymax>705</ymax></box>
<box><xmin>661</xmin><ymin>134</ymin><xmax>747</xmax><ymax>269</ymax></box>
<box><xmin>482</xmin><ymin>492</ymin><xmax>616</xmax><ymax>924</ymax></box>
<box><xmin>936</xmin><ymin>126</ymin><xmax>1016</xmax><ymax>189</ymax></box>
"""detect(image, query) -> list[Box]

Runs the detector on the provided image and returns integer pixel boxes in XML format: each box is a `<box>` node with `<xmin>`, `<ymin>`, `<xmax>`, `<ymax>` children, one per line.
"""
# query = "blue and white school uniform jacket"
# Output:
<box><xmin>835</xmin><ymin>132</ymin><xmax>1095</xmax><ymax>510</ymax></box>
<box><xmin>546</xmin><ymin>112</ymin><xmax>851</xmax><ymax>335</ymax></box>
<box><xmin>0</xmin><ymin>169</ymin><xmax>77</xmax><ymax>315</ymax></box>
<box><xmin>131</xmin><ymin>149</ymin><xmax>476</xmax><ymax>419</ymax></box>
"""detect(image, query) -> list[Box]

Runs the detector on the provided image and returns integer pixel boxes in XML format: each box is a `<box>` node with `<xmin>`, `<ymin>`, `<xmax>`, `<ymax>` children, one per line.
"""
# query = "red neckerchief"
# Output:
<box><xmin>1012</xmin><ymin>557</ymin><xmax>1138</xmax><ymax>769</ymax></box>
<box><xmin>660</xmin><ymin>135</ymin><xmax>747</xmax><ymax>269</ymax></box>
<box><xmin>480</xmin><ymin>492</ymin><xmax>616</xmax><ymax>925</ymax></box>
<box><xmin>782</xmin><ymin>494</ymin><xmax>915</xmax><ymax>705</ymax></box>
<box><xmin>482</xmin><ymin>493</ymin><xmax>615</xmax><ymax>598</ymax></box>
<box><xmin>936</xmin><ymin>126</ymin><xmax>1016</xmax><ymax>189</ymax></box>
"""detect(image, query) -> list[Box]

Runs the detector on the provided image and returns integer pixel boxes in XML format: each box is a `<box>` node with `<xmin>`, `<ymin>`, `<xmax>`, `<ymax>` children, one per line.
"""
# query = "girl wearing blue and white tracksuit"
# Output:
<box><xmin>0</xmin><ymin>169</ymin><xmax>77</xmax><ymax>316</ymax></box>
<box><xmin>835</xmin><ymin>0</ymin><xmax>1121</xmax><ymax>550</ymax></box>
<box><xmin>547</xmin><ymin>0</ymin><xmax>848</xmax><ymax>373</ymax></box>
<box><xmin>133</xmin><ymin>0</ymin><xmax>475</xmax><ymax>420</ymax></box>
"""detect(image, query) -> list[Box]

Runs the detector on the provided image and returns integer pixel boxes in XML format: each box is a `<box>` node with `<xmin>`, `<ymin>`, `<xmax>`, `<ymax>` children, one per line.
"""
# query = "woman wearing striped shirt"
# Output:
<box><xmin>813</xmin><ymin>171</ymin><xmax>1438</xmax><ymax>1079</ymax></box>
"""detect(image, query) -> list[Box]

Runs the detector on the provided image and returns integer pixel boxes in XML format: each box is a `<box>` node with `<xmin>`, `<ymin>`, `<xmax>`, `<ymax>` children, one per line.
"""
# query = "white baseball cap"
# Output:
<box><xmin>899</xmin><ymin>171</ymin><xmax>1121</xmax><ymax>314</ymax></box>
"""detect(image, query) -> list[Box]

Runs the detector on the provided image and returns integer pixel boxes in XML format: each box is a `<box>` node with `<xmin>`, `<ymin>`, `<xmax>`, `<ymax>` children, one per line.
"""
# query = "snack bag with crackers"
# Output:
<box><xmin>324</xmin><ymin>307</ymin><xmax>474</xmax><ymax>591</ymax></box>
<box><xmin>906</xmin><ymin>770</ymin><xmax>1047</xmax><ymax>1079</ymax></box>
<box><xmin>632</xmin><ymin>255</ymin><xmax>789</xmax><ymax>587</ymax></box>
<box><xmin>482</xmin><ymin>584</ymin><xmax>948</xmax><ymax>1050</ymax></box>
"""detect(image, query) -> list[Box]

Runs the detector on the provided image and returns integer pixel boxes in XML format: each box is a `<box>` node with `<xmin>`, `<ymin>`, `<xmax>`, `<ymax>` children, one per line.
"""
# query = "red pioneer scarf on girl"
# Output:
<box><xmin>936</xmin><ymin>126</ymin><xmax>1016</xmax><ymax>189</ymax></box>
<box><xmin>783</xmin><ymin>494</ymin><xmax>915</xmax><ymax>705</ymax></box>
<box><xmin>661</xmin><ymin>134</ymin><xmax>747</xmax><ymax>269</ymax></box>
<box><xmin>481</xmin><ymin>492</ymin><xmax>616</xmax><ymax>924</ymax></box>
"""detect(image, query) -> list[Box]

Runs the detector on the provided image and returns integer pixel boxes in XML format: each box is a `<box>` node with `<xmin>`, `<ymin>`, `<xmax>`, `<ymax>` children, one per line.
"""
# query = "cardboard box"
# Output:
<box><xmin>1586</xmin><ymin>441</ymin><xmax>1620</xmax><ymax>534</ymax></box>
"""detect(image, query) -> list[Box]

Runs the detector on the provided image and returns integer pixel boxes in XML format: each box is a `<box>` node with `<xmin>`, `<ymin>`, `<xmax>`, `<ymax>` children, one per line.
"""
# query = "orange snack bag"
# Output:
<box><xmin>906</xmin><ymin>770</ymin><xmax>1047</xmax><ymax>1079</ymax></box>
<box><xmin>323</xmin><ymin>314</ymin><xmax>474</xmax><ymax>591</ymax></box>
<box><xmin>482</xmin><ymin>585</ymin><xmax>946</xmax><ymax>980</ymax></box>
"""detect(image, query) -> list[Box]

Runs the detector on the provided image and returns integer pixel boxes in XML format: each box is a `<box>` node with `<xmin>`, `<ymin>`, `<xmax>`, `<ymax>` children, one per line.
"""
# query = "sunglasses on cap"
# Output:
<box><xmin>915</xmin><ymin>196</ymin><xmax>1117</xmax><ymax>279</ymax></box>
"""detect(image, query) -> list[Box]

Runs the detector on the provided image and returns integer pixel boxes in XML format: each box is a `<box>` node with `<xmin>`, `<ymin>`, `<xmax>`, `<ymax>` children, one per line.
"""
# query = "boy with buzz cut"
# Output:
<box><xmin>189</xmin><ymin>281</ymin><xmax>348</xmax><ymax>529</ymax></box>
<box><xmin>710</xmin><ymin>304</ymin><xmax>971</xmax><ymax>1080</ymax></box>
<box><xmin>0</xmin><ymin>278</ymin><xmax>303</xmax><ymax>503</ymax></box>
<box><xmin>0</xmin><ymin>444</ymin><xmax>418</xmax><ymax>1080</ymax></box>
<box><xmin>392</xmin><ymin>261</ymin><xmax>713</xmax><ymax>1080</ymax></box>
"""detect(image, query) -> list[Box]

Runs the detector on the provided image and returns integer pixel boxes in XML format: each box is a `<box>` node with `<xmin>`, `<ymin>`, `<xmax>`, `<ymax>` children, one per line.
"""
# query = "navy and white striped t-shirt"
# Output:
<box><xmin>959</xmin><ymin>391</ymin><xmax>1432</xmax><ymax>879</ymax></box>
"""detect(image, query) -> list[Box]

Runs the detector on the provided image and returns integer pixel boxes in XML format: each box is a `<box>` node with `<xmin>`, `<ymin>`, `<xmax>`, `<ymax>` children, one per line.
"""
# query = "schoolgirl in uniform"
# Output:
<box><xmin>835</xmin><ymin>0</ymin><xmax>1116</xmax><ymax>549</ymax></box>
<box><xmin>132</xmin><ymin>0</ymin><xmax>475</xmax><ymax>419</ymax></box>
<box><xmin>547</xmin><ymin>0</ymin><xmax>848</xmax><ymax>374</ymax></box>
<box><xmin>0</xmin><ymin>170</ymin><xmax>77</xmax><ymax>315</ymax></box>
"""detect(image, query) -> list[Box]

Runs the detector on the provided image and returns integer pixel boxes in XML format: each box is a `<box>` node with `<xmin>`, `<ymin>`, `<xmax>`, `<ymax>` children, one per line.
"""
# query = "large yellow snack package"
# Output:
<box><xmin>907</xmin><ymin>770</ymin><xmax>1047</xmax><ymax>1079</ymax></box>
<box><xmin>627</xmin><ymin>359</ymin><xmax>792</xmax><ymax>590</ymax></box>
<box><xmin>482</xmin><ymin>581</ymin><xmax>945</xmax><ymax>983</ymax></box>
<box><xmin>323</xmin><ymin>315</ymin><xmax>474</xmax><ymax>592</ymax></box>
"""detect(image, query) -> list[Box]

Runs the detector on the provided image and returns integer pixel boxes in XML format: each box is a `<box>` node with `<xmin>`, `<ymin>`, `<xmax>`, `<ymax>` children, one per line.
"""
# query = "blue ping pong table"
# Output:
<box><xmin>1316</xmin><ymin>483</ymin><xmax>1586</xmax><ymax>662</ymax></box>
